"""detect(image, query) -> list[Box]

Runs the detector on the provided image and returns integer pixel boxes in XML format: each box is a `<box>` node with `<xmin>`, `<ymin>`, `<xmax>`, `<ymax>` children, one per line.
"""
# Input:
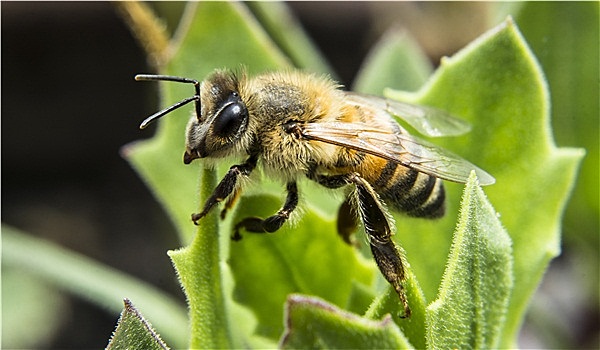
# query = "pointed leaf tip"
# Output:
<box><xmin>106</xmin><ymin>299</ymin><xmax>170</xmax><ymax>350</ymax></box>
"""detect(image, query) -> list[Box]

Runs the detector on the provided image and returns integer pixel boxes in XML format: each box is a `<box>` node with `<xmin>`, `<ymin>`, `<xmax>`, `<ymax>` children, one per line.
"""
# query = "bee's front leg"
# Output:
<box><xmin>349</xmin><ymin>173</ymin><xmax>411</xmax><ymax>318</ymax></box>
<box><xmin>191</xmin><ymin>156</ymin><xmax>257</xmax><ymax>225</ymax></box>
<box><xmin>232</xmin><ymin>182</ymin><xmax>299</xmax><ymax>241</ymax></box>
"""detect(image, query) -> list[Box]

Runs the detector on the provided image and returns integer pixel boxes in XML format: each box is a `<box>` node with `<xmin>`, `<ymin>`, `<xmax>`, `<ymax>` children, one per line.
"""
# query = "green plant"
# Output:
<box><xmin>3</xmin><ymin>2</ymin><xmax>588</xmax><ymax>349</ymax></box>
<box><xmin>116</xmin><ymin>2</ymin><xmax>583</xmax><ymax>348</ymax></box>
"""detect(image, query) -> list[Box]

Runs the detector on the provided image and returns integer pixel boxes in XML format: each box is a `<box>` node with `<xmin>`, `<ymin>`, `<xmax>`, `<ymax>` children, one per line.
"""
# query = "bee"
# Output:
<box><xmin>135</xmin><ymin>69</ymin><xmax>494</xmax><ymax>317</ymax></box>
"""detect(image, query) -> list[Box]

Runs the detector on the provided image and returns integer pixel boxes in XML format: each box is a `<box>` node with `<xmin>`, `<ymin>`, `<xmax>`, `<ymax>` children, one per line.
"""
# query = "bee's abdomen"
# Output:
<box><xmin>373</xmin><ymin>161</ymin><xmax>446</xmax><ymax>218</ymax></box>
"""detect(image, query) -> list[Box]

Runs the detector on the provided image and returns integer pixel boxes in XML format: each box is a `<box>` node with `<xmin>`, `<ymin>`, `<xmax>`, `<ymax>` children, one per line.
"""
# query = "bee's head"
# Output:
<box><xmin>184</xmin><ymin>70</ymin><xmax>249</xmax><ymax>164</ymax></box>
<box><xmin>135</xmin><ymin>70</ymin><xmax>249</xmax><ymax>165</ymax></box>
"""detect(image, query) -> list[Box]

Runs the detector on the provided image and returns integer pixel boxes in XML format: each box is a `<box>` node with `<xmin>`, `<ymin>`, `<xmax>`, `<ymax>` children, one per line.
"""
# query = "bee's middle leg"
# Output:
<box><xmin>336</xmin><ymin>196</ymin><xmax>359</xmax><ymax>245</ymax></box>
<box><xmin>307</xmin><ymin>170</ymin><xmax>358</xmax><ymax>245</ymax></box>
<box><xmin>232</xmin><ymin>182</ymin><xmax>299</xmax><ymax>241</ymax></box>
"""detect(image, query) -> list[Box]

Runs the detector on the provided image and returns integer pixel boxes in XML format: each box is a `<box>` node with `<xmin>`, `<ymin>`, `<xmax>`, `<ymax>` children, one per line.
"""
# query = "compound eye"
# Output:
<box><xmin>213</xmin><ymin>102</ymin><xmax>247</xmax><ymax>138</ymax></box>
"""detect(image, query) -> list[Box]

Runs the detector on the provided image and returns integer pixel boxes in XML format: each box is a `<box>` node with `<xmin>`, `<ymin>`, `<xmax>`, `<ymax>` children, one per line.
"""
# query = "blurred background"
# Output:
<box><xmin>2</xmin><ymin>2</ymin><xmax>597</xmax><ymax>348</ymax></box>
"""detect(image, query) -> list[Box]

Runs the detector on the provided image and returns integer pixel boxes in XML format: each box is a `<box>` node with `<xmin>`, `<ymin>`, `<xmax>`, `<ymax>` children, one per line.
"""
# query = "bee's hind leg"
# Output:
<box><xmin>308</xmin><ymin>170</ymin><xmax>411</xmax><ymax>316</ymax></box>
<box><xmin>348</xmin><ymin>173</ymin><xmax>411</xmax><ymax>318</ymax></box>
<box><xmin>232</xmin><ymin>182</ymin><xmax>299</xmax><ymax>241</ymax></box>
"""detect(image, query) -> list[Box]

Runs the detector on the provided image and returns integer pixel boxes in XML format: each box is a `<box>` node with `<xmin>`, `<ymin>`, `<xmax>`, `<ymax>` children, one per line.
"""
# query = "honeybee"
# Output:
<box><xmin>136</xmin><ymin>69</ymin><xmax>494</xmax><ymax>317</ymax></box>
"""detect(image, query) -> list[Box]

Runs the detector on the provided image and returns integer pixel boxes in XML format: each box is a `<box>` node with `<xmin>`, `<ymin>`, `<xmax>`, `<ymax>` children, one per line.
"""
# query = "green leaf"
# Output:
<box><xmin>280</xmin><ymin>294</ymin><xmax>412</xmax><ymax>349</ymax></box>
<box><xmin>384</xmin><ymin>18</ymin><xmax>583</xmax><ymax>347</ymax></box>
<box><xmin>426</xmin><ymin>172</ymin><xmax>512</xmax><ymax>349</ymax></box>
<box><xmin>167</xmin><ymin>167</ymin><xmax>232</xmax><ymax>349</ymax></box>
<box><xmin>514</xmin><ymin>0</ymin><xmax>599</xmax><ymax>285</ymax></box>
<box><xmin>106</xmin><ymin>299</ymin><xmax>169</xmax><ymax>350</ymax></box>
<box><xmin>228</xmin><ymin>194</ymin><xmax>375</xmax><ymax>340</ymax></box>
<box><xmin>1</xmin><ymin>224</ymin><xmax>188</xmax><ymax>349</ymax></box>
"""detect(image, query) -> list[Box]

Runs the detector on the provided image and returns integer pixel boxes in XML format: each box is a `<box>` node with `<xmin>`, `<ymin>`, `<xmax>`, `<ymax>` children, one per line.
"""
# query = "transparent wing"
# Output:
<box><xmin>345</xmin><ymin>93</ymin><xmax>471</xmax><ymax>137</ymax></box>
<box><xmin>301</xmin><ymin>121</ymin><xmax>495</xmax><ymax>185</ymax></box>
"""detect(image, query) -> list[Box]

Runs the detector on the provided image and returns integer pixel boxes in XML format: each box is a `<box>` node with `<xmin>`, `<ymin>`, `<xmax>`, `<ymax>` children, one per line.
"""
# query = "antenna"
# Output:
<box><xmin>135</xmin><ymin>74</ymin><xmax>201</xmax><ymax>129</ymax></box>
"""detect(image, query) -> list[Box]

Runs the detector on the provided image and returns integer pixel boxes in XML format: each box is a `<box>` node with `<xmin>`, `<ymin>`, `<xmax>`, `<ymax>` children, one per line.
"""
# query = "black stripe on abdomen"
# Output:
<box><xmin>379</xmin><ymin>167</ymin><xmax>446</xmax><ymax>218</ymax></box>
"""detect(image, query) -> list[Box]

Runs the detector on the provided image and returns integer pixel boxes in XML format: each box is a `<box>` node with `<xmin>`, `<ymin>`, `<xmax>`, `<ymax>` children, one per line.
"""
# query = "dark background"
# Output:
<box><xmin>2</xmin><ymin>2</ymin><xmax>597</xmax><ymax>348</ymax></box>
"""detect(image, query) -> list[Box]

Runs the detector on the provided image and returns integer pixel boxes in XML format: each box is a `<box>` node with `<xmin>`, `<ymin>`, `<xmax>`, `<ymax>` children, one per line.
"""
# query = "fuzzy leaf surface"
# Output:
<box><xmin>426</xmin><ymin>173</ymin><xmax>512</xmax><ymax>349</ymax></box>
<box><xmin>280</xmin><ymin>295</ymin><xmax>412</xmax><ymax>349</ymax></box>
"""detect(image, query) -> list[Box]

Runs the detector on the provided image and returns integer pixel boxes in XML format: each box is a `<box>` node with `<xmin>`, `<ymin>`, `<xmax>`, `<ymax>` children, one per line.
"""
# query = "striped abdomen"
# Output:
<box><xmin>368</xmin><ymin>159</ymin><xmax>446</xmax><ymax>218</ymax></box>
